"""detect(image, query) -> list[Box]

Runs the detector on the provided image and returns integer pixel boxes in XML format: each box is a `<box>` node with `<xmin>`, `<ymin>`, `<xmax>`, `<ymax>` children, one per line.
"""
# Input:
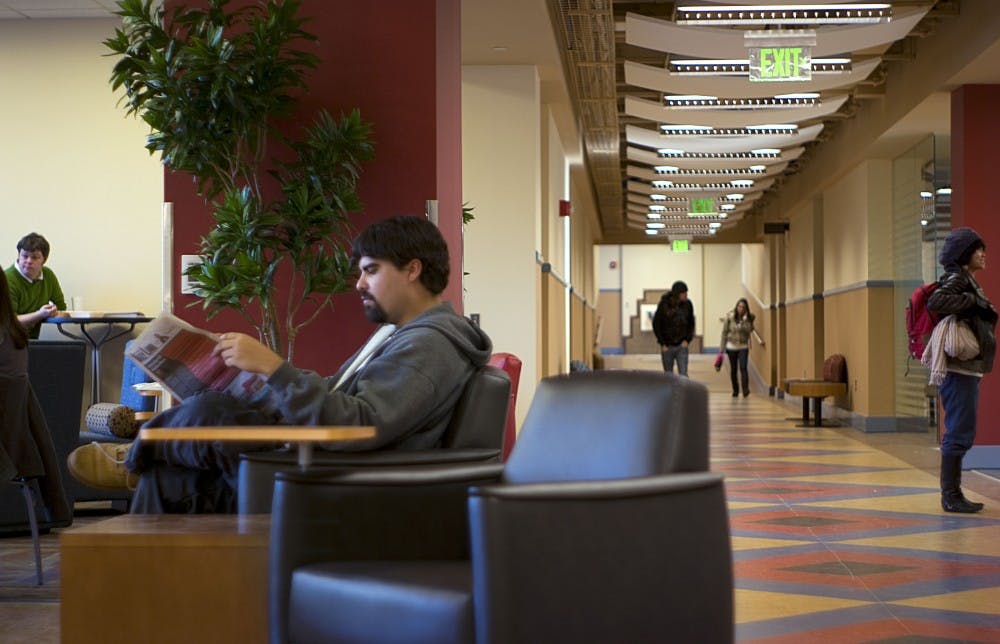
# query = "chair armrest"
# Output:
<box><xmin>237</xmin><ymin>447</ymin><xmax>501</xmax><ymax>514</ymax></box>
<box><xmin>467</xmin><ymin>472</ymin><xmax>733</xmax><ymax>644</ymax></box>
<box><xmin>269</xmin><ymin>462</ymin><xmax>504</xmax><ymax>644</ymax></box>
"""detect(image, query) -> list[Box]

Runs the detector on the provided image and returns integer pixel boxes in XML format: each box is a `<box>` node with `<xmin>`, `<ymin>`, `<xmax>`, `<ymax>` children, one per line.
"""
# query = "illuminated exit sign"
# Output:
<box><xmin>672</xmin><ymin>239</ymin><xmax>690</xmax><ymax>253</ymax></box>
<box><xmin>690</xmin><ymin>198</ymin><xmax>715</xmax><ymax>215</ymax></box>
<box><xmin>749</xmin><ymin>46</ymin><xmax>812</xmax><ymax>81</ymax></box>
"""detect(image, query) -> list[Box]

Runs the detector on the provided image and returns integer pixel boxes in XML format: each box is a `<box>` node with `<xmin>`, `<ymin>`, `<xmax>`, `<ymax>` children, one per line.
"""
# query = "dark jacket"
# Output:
<box><xmin>652</xmin><ymin>294</ymin><xmax>695</xmax><ymax>346</ymax></box>
<box><xmin>927</xmin><ymin>270</ymin><xmax>998</xmax><ymax>374</ymax></box>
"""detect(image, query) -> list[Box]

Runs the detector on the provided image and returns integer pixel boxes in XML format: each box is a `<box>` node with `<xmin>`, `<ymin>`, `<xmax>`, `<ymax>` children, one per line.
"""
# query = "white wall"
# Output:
<box><xmin>597</xmin><ymin>242</ymin><xmax>747</xmax><ymax>350</ymax></box>
<box><xmin>462</xmin><ymin>65</ymin><xmax>541</xmax><ymax>426</ymax></box>
<box><xmin>0</xmin><ymin>19</ymin><xmax>163</xmax><ymax>320</ymax></box>
<box><xmin>0</xmin><ymin>19</ymin><xmax>164</xmax><ymax>401</ymax></box>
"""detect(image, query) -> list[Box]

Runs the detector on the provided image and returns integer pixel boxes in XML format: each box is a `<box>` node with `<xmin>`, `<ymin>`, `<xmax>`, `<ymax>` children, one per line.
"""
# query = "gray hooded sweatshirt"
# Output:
<box><xmin>266</xmin><ymin>302</ymin><xmax>492</xmax><ymax>451</ymax></box>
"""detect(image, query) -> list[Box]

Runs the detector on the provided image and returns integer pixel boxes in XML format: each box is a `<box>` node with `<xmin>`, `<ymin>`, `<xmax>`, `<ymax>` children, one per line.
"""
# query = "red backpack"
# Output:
<box><xmin>906</xmin><ymin>281</ymin><xmax>940</xmax><ymax>362</ymax></box>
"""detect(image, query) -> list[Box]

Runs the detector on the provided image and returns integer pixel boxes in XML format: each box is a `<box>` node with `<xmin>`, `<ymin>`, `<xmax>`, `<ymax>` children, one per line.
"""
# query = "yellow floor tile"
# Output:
<box><xmin>890</xmin><ymin>587</ymin><xmax>1000</xmax><ymax>615</ymax></box>
<box><xmin>766</xmin><ymin>452</ymin><xmax>913</xmax><ymax>468</ymax></box>
<box><xmin>735</xmin><ymin>589</ymin><xmax>873</xmax><ymax>624</ymax></box>
<box><xmin>783</xmin><ymin>469</ymin><xmax>938</xmax><ymax>489</ymax></box>
<box><xmin>839</xmin><ymin>525</ymin><xmax>1000</xmax><ymax>557</ymax></box>
<box><xmin>801</xmin><ymin>492</ymin><xmax>952</xmax><ymax>515</ymax></box>
<box><xmin>731</xmin><ymin>536</ymin><xmax>813</xmax><ymax>551</ymax></box>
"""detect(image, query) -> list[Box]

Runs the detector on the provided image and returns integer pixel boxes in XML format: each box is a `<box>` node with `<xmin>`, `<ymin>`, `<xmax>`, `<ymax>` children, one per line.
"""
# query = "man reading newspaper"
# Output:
<box><xmin>67</xmin><ymin>215</ymin><xmax>493</xmax><ymax>513</ymax></box>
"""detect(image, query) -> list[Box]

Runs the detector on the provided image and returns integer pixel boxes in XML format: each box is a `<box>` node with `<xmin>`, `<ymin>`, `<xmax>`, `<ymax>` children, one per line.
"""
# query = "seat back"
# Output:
<box><xmin>503</xmin><ymin>370</ymin><xmax>708</xmax><ymax>484</ymax></box>
<box><xmin>438</xmin><ymin>364</ymin><xmax>511</xmax><ymax>449</ymax></box>
<box><xmin>822</xmin><ymin>354</ymin><xmax>848</xmax><ymax>383</ymax></box>
<box><xmin>118</xmin><ymin>339</ymin><xmax>155</xmax><ymax>412</ymax></box>
<box><xmin>487</xmin><ymin>352</ymin><xmax>522</xmax><ymax>461</ymax></box>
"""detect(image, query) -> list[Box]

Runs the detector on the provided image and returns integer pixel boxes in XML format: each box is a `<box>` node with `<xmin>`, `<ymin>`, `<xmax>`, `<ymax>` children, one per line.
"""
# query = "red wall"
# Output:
<box><xmin>165</xmin><ymin>0</ymin><xmax>462</xmax><ymax>371</ymax></box>
<box><xmin>951</xmin><ymin>84</ymin><xmax>1000</xmax><ymax>452</ymax></box>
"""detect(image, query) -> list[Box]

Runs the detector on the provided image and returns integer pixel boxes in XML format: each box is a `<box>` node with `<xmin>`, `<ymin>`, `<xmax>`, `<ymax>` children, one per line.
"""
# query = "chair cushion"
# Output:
<box><xmin>288</xmin><ymin>561</ymin><xmax>473</xmax><ymax>644</ymax></box>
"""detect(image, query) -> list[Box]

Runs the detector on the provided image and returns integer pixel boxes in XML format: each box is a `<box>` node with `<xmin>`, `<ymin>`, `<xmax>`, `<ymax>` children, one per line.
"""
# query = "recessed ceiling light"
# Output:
<box><xmin>920</xmin><ymin>191</ymin><xmax>933</xmax><ymax>199</ymax></box>
<box><xmin>936</xmin><ymin>186</ymin><xmax>952</xmax><ymax>195</ymax></box>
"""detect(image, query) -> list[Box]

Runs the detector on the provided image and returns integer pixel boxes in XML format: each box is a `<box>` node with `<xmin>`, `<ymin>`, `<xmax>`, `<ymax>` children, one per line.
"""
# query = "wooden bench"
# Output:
<box><xmin>784</xmin><ymin>354</ymin><xmax>848</xmax><ymax>427</ymax></box>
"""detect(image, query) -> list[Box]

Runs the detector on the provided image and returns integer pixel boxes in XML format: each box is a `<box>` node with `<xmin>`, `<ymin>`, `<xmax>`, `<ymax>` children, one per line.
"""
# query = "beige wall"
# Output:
<box><xmin>462</xmin><ymin>65</ymin><xmax>542</xmax><ymax>426</ymax></box>
<box><xmin>0</xmin><ymin>19</ymin><xmax>163</xmax><ymax>319</ymax></box>
<box><xmin>0</xmin><ymin>19</ymin><xmax>164</xmax><ymax>403</ymax></box>
<box><xmin>824</xmin><ymin>164</ymin><xmax>872</xmax><ymax>288</ymax></box>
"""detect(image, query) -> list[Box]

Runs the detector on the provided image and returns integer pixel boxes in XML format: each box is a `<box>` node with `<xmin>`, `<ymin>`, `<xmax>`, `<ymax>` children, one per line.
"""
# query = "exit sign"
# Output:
<box><xmin>749</xmin><ymin>46</ymin><xmax>811</xmax><ymax>81</ymax></box>
<box><xmin>672</xmin><ymin>239</ymin><xmax>690</xmax><ymax>252</ymax></box>
<box><xmin>690</xmin><ymin>198</ymin><xmax>715</xmax><ymax>214</ymax></box>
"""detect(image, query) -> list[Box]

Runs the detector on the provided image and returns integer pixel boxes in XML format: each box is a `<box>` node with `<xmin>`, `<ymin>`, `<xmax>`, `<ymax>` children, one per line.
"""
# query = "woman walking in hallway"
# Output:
<box><xmin>720</xmin><ymin>298</ymin><xmax>761</xmax><ymax>397</ymax></box>
<box><xmin>928</xmin><ymin>226</ymin><xmax>996</xmax><ymax>513</ymax></box>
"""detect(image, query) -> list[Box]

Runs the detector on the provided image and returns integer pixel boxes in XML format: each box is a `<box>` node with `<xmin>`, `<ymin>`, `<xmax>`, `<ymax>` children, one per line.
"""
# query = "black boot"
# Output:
<box><xmin>941</xmin><ymin>454</ymin><xmax>984</xmax><ymax>513</ymax></box>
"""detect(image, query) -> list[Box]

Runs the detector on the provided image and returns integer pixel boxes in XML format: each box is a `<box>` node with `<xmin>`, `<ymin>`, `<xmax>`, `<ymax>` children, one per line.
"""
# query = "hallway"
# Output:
<box><xmin>618</xmin><ymin>352</ymin><xmax>1000</xmax><ymax>641</ymax></box>
<box><xmin>1</xmin><ymin>355</ymin><xmax>999</xmax><ymax>642</ymax></box>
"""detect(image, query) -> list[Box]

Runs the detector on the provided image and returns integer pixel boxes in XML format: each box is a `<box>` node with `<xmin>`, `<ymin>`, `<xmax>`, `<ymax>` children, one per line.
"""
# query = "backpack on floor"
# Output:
<box><xmin>905</xmin><ymin>281</ymin><xmax>940</xmax><ymax>367</ymax></box>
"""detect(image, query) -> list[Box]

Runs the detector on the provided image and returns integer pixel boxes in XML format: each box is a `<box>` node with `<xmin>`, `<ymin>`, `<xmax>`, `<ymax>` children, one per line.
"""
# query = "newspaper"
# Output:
<box><xmin>125</xmin><ymin>313</ymin><xmax>276</xmax><ymax>413</ymax></box>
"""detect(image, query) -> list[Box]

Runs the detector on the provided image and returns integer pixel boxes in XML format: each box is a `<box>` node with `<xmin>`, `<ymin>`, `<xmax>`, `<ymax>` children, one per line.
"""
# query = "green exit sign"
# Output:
<box><xmin>690</xmin><ymin>198</ymin><xmax>715</xmax><ymax>214</ymax></box>
<box><xmin>749</xmin><ymin>46</ymin><xmax>811</xmax><ymax>81</ymax></box>
<box><xmin>672</xmin><ymin>239</ymin><xmax>690</xmax><ymax>252</ymax></box>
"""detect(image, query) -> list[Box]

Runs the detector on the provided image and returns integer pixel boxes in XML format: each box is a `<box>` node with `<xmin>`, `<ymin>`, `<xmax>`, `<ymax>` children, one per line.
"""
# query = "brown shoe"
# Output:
<box><xmin>67</xmin><ymin>442</ymin><xmax>139</xmax><ymax>490</ymax></box>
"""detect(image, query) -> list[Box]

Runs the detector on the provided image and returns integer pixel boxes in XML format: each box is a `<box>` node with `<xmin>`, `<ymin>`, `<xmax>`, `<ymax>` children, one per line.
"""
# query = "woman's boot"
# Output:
<box><xmin>941</xmin><ymin>453</ymin><xmax>984</xmax><ymax>513</ymax></box>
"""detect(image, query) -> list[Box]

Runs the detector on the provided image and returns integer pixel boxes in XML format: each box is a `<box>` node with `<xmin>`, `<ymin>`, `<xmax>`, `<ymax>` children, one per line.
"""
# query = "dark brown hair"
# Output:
<box><xmin>0</xmin><ymin>274</ymin><xmax>29</xmax><ymax>349</ymax></box>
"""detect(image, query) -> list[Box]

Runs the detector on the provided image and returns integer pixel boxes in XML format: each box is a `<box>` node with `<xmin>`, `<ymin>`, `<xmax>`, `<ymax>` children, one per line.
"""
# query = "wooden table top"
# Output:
<box><xmin>137</xmin><ymin>425</ymin><xmax>375</xmax><ymax>442</ymax></box>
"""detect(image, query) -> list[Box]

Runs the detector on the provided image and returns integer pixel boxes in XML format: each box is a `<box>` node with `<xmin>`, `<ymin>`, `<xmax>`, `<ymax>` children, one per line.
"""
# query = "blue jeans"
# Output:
<box><xmin>124</xmin><ymin>391</ymin><xmax>280</xmax><ymax>513</ymax></box>
<box><xmin>938</xmin><ymin>372</ymin><xmax>980</xmax><ymax>457</ymax></box>
<box><xmin>726</xmin><ymin>348</ymin><xmax>749</xmax><ymax>394</ymax></box>
<box><xmin>661</xmin><ymin>344</ymin><xmax>689</xmax><ymax>377</ymax></box>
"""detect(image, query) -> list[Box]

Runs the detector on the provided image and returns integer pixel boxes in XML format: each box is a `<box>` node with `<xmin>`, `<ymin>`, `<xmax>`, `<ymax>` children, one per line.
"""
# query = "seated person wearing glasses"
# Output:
<box><xmin>68</xmin><ymin>215</ymin><xmax>493</xmax><ymax>513</ymax></box>
<box><xmin>4</xmin><ymin>232</ymin><xmax>66</xmax><ymax>339</ymax></box>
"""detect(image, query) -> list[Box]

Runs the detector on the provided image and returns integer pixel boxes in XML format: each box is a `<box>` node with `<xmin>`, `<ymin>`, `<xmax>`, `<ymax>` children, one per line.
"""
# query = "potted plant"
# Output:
<box><xmin>105</xmin><ymin>0</ymin><xmax>374</xmax><ymax>359</ymax></box>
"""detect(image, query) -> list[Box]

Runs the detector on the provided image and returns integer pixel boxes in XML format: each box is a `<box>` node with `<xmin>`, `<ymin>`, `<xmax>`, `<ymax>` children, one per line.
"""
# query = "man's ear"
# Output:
<box><xmin>405</xmin><ymin>258</ymin><xmax>423</xmax><ymax>283</ymax></box>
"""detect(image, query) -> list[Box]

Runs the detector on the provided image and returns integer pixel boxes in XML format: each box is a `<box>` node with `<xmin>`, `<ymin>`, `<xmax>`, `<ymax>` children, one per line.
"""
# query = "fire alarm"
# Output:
<box><xmin>559</xmin><ymin>199</ymin><xmax>571</xmax><ymax>217</ymax></box>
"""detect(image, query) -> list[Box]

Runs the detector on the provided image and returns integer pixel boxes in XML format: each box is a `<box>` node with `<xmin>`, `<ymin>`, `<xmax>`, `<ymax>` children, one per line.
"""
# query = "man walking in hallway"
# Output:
<box><xmin>652</xmin><ymin>280</ymin><xmax>695</xmax><ymax>377</ymax></box>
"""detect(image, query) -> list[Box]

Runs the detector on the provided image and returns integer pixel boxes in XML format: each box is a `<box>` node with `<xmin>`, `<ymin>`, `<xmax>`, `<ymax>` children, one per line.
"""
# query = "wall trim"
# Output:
<box><xmin>823</xmin><ymin>279</ymin><xmax>895</xmax><ymax>298</ymax></box>
<box><xmin>964</xmin><ymin>445</ymin><xmax>1000</xmax><ymax>469</ymax></box>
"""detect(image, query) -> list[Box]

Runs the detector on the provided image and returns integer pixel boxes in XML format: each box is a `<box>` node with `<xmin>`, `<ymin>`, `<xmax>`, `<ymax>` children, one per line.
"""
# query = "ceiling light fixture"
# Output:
<box><xmin>936</xmin><ymin>186</ymin><xmax>952</xmax><ymax>195</ymax></box>
<box><xmin>668</xmin><ymin>58</ymin><xmax>850</xmax><ymax>75</ymax></box>
<box><xmin>675</xmin><ymin>4</ymin><xmax>892</xmax><ymax>26</ymax></box>
<box><xmin>659</xmin><ymin>124</ymin><xmax>798</xmax><ymax>136</ymax></box>
<box><xmin>663</xmin><ymin>95</ymin><xmax>820</xmax><ymax>109</ymax></box>
<box><xmin>647</xmin><ymin>222</ymin><xmax>666</xmax><ymax>229</ymax></box>
<box><xmin>645</xmin><ymin>229</ymin><xmax>659</xmax><ymax>235</ymax></box>
<box><xmin>920</xmin><ymin>191</ymin><xmax>933</xmax><ymax>199</ymax></box>
<box><xmin>657</xmin><ymin>149</ymin><xmax>781</xmax><ymax>159</ymax></box>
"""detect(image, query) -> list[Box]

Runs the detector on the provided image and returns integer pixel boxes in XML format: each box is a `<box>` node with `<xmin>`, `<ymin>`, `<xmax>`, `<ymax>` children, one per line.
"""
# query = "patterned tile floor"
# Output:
<box><xmin>613</xmin><ymin>353</ymin><xmax>1000</xmax><ymax>643</ymax></box>
<box><xmin>2</xmin><ymin>354</ymin><xmax>999</xmax><ymax>642</ymax></box>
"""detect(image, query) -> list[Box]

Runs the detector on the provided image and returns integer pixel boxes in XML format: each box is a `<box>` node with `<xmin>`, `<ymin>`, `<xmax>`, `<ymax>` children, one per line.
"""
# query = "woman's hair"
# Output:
<box><xmin>733</xmin><ymin>297</ymin><xmax>751</xmax><ymax>321</ymax></box>
<box><xmin>0</xmin><ymin>275</ymin><xmax>29</xmax><ymax>349</ymax></box>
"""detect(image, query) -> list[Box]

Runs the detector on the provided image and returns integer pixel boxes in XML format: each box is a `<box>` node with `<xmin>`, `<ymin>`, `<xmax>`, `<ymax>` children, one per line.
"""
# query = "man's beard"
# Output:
<box><xmin>362</xmin><ymin>296</ymin><xmax>388</xmax><ymax>323</ymax></box>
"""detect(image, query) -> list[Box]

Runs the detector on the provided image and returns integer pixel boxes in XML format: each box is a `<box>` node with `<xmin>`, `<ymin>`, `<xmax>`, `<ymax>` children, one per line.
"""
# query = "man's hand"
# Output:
<box><xmin>38</xmin><ymin>301</ymin><xmax>58</xmax><ymax>318</ymax></box>
<box><xmin>214</xmin><ymin>332</ymin><xmax>284</xmax><ymax>377</ymax></box>
<box><xmin>681</xmin><ymin>340</ymin><xmax>689</xmax><ymax>348</ymax></box>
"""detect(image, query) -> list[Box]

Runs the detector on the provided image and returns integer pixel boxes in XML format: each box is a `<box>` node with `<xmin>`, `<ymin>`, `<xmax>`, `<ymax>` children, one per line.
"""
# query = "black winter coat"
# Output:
<box><xmin>927</xmin><ymin>270</ymin><xmax>998</xmax><ymax>374</ymax></box>
<box><xmin>652</xmin><ymin>295</ymin><xmax>695</xmax><ymax>346</ymax></box>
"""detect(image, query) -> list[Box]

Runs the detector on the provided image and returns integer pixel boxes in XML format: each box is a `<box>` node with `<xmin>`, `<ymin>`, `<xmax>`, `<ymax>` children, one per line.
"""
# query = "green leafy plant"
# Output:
<box><xmin>105</xmin><ymin>0</ymin><xmax>374</xmax><ymax>359</ymax></box>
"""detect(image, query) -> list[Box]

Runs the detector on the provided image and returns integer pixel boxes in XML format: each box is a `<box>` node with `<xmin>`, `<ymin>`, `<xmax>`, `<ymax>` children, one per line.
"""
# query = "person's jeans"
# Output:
<box><xmin>939</xmin><ymin>371</ymin><xmax>980</xmax><ymax>457</ymax></box>
<box><xmin>660</xmin><ymin>344</ymin><xmax>689</xmax><ymax>376</ymax></box>
<box><xmin>726</xmin><ymin>348</ymin><xmax>749</xmax><ymax>395</ymax></box>
<box><xmin>124</xmin><ymin>391</ymin><xmax>281</xmax><ymax>513</ymax></box>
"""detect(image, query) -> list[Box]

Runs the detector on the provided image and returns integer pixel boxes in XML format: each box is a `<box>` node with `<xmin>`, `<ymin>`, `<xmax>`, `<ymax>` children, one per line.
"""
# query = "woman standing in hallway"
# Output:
<box><xmin>720</xmin><ymin>298</ymin><xmax>761</xmax><ymax>397</ymax></box>
<box><xmin>928</xmin><ymin>227</ymin><xmax>996</xmax><ymax>513</ymax></box>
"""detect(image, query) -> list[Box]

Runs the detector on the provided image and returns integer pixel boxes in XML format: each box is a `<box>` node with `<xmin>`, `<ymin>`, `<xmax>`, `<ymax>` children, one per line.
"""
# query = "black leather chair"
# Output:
<box><xmin>269</xmin><ymin>370</ymin><xmax>732</xmax><ymax>644</ymax></box>
<box><xmin>27</xmin><ymin>340</ymin><xmax>133</xmax><ymax>509</ymax></box>
<box><xmin>237</xmin><ymin>364</ymin><xmax>512</xmax><ymax>514</ymax></box>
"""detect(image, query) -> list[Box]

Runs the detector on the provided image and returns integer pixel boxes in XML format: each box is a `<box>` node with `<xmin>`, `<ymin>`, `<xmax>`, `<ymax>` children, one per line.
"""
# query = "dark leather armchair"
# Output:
<box><xmin>269</xmin><ymin>370</ymin><xmax>732</xmax><ymax>644</ymax></box>
<box><xmin>237</xmin><ymin>364</ymin><xmax>512</xmax><ymax>514</ymax></box>
<box><xmin>27</xmin><ymin>340</ymin><xmax>133</xmax><ymax>509</ymax></box>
